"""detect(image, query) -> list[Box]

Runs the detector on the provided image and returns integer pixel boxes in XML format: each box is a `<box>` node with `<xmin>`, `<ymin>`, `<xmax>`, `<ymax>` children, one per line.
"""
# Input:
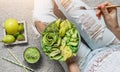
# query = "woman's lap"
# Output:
<box><xmin>82</xmin><ymin>44</ymin><xmax>120</xmax><ymax>72</ymax></box>
<box><xmin>54</xmin><ymin>0</ymin><xmax>120</xmax><ymax>49</ymax></box>
<box><xmin>33</xmin><ymin>0</ymin><xmax>120</xmax><ymax>72</ymax></box>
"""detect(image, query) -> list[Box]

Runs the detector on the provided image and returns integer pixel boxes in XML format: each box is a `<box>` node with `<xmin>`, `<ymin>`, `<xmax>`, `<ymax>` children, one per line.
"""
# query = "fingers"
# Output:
<box><xmin>96</xmin><ymin>9</ymin><xmax>102</xmax><ymax>19</ymax></box>
<box><xmin>100</xmin><ymin>5</ymin><xmax>108</xmax><ymax>16</ymax></box>
<box><xmin>96</xmin><ymin>1</ymin><xmax>112</xmax><ymax>19</ymax></box>
<box><xmin>96</xmin><ymin>5</ymin><xmax>102</xmax><ymax>19</ymax></box>
<box><xmin>100</xmin><ymin>1</ymin><xmax>111</xmax><ymax>16</ymax></box>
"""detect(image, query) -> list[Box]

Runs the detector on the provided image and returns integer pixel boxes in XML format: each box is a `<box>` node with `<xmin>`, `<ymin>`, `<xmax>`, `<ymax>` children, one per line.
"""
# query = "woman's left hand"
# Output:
<box><xmin>66</xmin><ymin>56</ymin><xmax>80</xmax><ymax>72</ymax></box>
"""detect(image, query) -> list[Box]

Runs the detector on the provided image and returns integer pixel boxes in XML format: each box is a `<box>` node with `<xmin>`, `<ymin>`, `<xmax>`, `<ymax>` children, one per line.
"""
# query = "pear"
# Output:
<box><xmin>17</xmin><ymin>34</ymin><xmax>25</xmax><ymax>41</ymax></box>
<box><xmin>18</xmin><ymin>23</ymin><xmax>24</xmax><ymax>33</ymax></box>
<box><xmin>2</xmin><ymin>35</ymin><xmax>15</xmax><ymax>44</ymax></box>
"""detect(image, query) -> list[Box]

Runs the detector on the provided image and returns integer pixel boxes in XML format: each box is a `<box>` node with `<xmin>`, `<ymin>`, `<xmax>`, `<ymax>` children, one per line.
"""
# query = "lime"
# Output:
<box><xmin>2</xmin><ymin>35</ymin><xmax>15</xmax><ymax>44</ymax></box>
<box><xmin>24</xmin><ymin>47</ymin><xmax>41</xmax><ymax>64</ymax></box>
<box><xmin>17</xmin><ymin>34</ymin><xmax>25</xmax><ymax>41</ymax></box>
<box><xmin>18</xmin><ymin>23</ymin><xmax>24</xmax><ymax>33</ymax></box>
<box><xmin>4</xmin><ymin>18</ymin><xmax>19</xmax><ymax>34</ymax></box>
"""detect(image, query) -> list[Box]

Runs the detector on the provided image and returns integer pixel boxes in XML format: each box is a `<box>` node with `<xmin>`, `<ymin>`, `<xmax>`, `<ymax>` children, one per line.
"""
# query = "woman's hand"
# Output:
<box><xmin>66</xmin><ymin>56</ymin><xmax>80</xmax><ymax>72</ymax></box>
<box><xmin>34</xmin><ymin>21</ymin><xmax>47</xmax><ymax>34</ymax></box>
<box><xmin>96</xmin><ymin>1</ymin><xmax>119</xmax><ymax>30</ymax></box>
<box><xmin>96</xmin><ymin>2</ymin><xmax>120</xmax><ymax>40</ymax></box>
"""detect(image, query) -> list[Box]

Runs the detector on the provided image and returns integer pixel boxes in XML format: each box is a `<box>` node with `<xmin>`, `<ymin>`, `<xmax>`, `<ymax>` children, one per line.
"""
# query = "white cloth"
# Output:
<box><xmin>33</xmin><ymin>0</ymin><xmax>57</xmax><ymax>23</ymax></box>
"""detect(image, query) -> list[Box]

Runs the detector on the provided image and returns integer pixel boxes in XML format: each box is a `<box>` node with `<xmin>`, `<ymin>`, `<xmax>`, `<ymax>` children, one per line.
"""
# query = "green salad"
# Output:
<box><xmin>42</xmin><ymin>19</ymin><xmax>80</xmax><ymax>61</ymax></box>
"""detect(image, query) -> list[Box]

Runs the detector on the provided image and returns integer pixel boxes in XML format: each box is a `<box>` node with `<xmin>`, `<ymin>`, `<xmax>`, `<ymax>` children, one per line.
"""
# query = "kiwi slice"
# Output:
<box><xmin>24</xmin><ymin>47</ymin><xmax>40</xmax><ymax>64</ymax></box>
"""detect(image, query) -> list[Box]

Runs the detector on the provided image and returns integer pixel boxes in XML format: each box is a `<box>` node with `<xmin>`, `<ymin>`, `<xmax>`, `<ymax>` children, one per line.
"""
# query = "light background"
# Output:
<box><xmin>0</xmin><ymin>0</ymin><xmax>120</xmax><ymax>72</ymax></box>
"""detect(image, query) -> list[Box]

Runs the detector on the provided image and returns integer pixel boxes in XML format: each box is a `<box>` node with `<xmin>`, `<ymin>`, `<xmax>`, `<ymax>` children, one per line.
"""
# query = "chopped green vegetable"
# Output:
<box><xmin>50</xmin><ymin>48</ymin><xmax>60</xmax><ymax>57</ymax></box>
<box><xmin>71</xmin><ymin>29</ymin><xmax>78</xmax><ymax>38</ymax></box>
<box><xmin>42</xmin><ymin>33</ymin><xmax>58</xmax><ymax>46</ymax></box>
<box><xmin>61</xmin><ymin>39</ymin><xmax>66</xmax><ymax>46</ymax></box>
<box><xmin>43</xmin><ymin>46</ymin><xmax>52</xmax><ymax>52</ymax></box>
<box><xmin>42</xmin><ymin>22</ymin><xmax>59</xmax><ymax>34</ymax></box>
<box><xmin>70</xmin><ymin>38</ymin><xmax>78</xmax><ymax>42</ymax></box>
<box><xmin>50</xmin><ymin>55</ymin><xmax>62</xmax><ymax>60</ymax></box>
<box><xmin>65</xmin><ymin>19</ymin><xmax>72</xmax><ymax>29</ymax></box>
<box><xmin>53</xmin><ymin>37</ymin><xmax>61</xmax><ymax>47</ymax></box>
<box><xmin>60</xmin><ymin>20</ymin><xmax>66</xmax><ymax>29</ymax></box>
<box><xmin>69</xmin><ymin>46</ymin><xmax>78</xmax><ymax>53</ymax></box>
<box><xmin>56</xmin><ymin>19</ymin><xmax>61</xmax><ymax>28</ymax></box>
<box><xmin>66</xmin><ymin>31</ymin><xmax>71</xmax><ymax>36</ymax></box>
<box><xmin>67</xmin><ymin>42</ymin><xmax>78</xmax><ymax>46</ymax></box>
<box><xmin>59</xmin><ymin>56</ymin><xmax>65</xmax><ymax>62</ymax></box>
<box><xmin>59</xmin><ymin>27</ymin><xmax>66</xmax><ymax>37</ymax></box>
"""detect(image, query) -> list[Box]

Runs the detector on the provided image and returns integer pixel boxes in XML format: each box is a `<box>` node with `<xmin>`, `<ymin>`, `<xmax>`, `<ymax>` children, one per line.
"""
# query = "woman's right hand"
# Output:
<box><xmin>96</xmin><ymin>1</ymin><xmax>119</xmax><ymax>30</ymax></box>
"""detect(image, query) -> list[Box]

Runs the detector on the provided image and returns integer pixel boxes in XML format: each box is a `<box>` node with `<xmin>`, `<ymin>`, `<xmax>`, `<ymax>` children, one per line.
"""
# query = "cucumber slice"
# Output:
<box><xmin>24</xmin><ymin>47</ymin><xmax>40</xmax><ymax>64</ymax></box>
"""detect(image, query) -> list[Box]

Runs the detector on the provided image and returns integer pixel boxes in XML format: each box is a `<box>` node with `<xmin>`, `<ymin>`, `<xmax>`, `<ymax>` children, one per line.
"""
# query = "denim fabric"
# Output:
<box><xmin>83</xmin><ymin>44</ymin><xmax>120</xmax><ymax>72</ymax></box>
<box><xmin>54</xmin><ymin>0</ymin><xmax>119</xmax><ymax>50</ymax></box>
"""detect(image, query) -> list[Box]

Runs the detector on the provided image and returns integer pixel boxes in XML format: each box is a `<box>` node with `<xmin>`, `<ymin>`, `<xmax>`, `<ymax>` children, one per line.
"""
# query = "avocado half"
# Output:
<box><xmin>23</xmin><ymin>47</ymin><xmax>41</xmax><ymax>64</ymax></box>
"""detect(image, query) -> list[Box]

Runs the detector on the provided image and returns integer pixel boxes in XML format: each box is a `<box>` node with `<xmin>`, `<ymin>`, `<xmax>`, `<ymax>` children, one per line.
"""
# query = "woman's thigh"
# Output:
<box><xmin>54</xmin><ymin>0</ymin><xmax>120</xmax><ymax>49</ymax></box>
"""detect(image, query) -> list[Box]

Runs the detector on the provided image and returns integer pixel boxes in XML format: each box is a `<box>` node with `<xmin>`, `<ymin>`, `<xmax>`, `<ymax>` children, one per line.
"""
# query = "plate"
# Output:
<box><xmin>3</xmin><ymin>21</ymin><xmax>28</xmax><ymax>45</ymax></box>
